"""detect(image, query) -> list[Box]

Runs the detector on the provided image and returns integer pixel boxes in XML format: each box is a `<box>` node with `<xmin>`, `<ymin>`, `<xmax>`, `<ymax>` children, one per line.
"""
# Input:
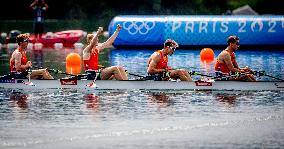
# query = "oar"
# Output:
<box><xmin>253</xmin><ymin>71</ymin><xmax>284</xmax><ymax>81</ymax></box>
<box><xmin>92</xmin><ymin>64</ymin><xmax>147</xmax><ymax>79</ymax></box>
<box><xmin>188</xmin><ymin>70</ymin><xmax>232</xmax><ymax>81</ymax></box>
<box><xmin>189</xmin><ymin>70</ymin><xmax>251</xmax><ymax>81</ymax></box>
<box><xmin>125</xmin><ymin>70</ymin><xmax>146</xmax><ymax>78</ymax></box>
<box><xmin>209</xmin><ymin>70</ymin><xmax>284</xmax><ymax>81</ymax></box>
<box><xmin>239</xmin><ymin>70</ymin><xmax>283</xmax><ymax>81</ymax></box>
<box><xmin>188</xmin><ymin>70</ymin><xmax>214</xmax><ymax>78</ymax></box>
<box><xmin>264</xmin><ymin>74</ymin><xmax>284</xmax><ymax>81</ymax></box>
<box><xmin>91</xmin><ymin>64</ymin><xmax>147</xmax><ymax>80</ymax></box>
<box><xmin>33</xmin><ymin>66</ymin><xmax>77</xmax><ymax>76</ymax></box>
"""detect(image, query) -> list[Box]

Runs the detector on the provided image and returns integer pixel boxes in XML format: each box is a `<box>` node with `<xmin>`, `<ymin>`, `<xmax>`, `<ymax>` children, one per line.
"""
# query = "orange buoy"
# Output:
<box><xmin>200</xmin><ymin>48</ymin><xmax>214</xmax><ymax>63</ymax></box>
<box><xmin>66</xmin><ymin>52</ymin><xmax>81</xmax><ymax>75</ymax></box>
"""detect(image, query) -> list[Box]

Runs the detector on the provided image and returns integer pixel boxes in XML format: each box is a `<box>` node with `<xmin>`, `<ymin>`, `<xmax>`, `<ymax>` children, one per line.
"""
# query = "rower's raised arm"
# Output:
<box><xmin>98</xmin><ymin>24</ymin><xmax>121</xmax><ymax>50</ymax></box>
<box><xmin>83</xmin><ymin>27</ymin><xmax>103</xmax><ymax>60</ymax></box>
<box><xmin>87</xmin><ymin>27</ymin><xmax>103</xmax><ymax>51</ymax></box>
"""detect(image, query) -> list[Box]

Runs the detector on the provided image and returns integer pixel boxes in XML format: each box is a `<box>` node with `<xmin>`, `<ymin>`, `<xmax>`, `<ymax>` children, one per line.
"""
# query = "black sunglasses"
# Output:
<box><xmin>170</xmin><ymin>47</ymin><xmax>176</xmax><ymax>51</ymax></box>
<box><xmin>23</xmin><ymin>38</ymin><xmax>29</xmax><ymax>42</ymax></box>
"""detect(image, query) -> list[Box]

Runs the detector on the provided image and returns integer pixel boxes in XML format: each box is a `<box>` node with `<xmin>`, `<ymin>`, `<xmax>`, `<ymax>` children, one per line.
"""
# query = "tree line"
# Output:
<box><xmin>0</xmin><ymin>0</ymin><xmax>282</xmax><ymax>20</ymax></box>
<box><xmin>0</xmin><ymin>0</ymin><xmax>282</xmax><ymax>32</ymax></box>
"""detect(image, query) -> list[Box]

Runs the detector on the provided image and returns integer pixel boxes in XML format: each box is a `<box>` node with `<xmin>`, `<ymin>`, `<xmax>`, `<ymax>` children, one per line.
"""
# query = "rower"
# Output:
<box><xmin>214</xmin><ymin>36</ymin><xmax>256</xmax><ymax>81</ymax></box>
<box><xmin>9</xmin><ymin>34</ymin><xmax>54</xmax><ymax>79</ymax></box>
<box><xmin>82</xmin><ymin>24</ymin><xmax>128</xmax><ymax>80</ymax></box>
<box><xmin>147</xmin><ymin>39</ymin><xmax>192</xmax><ymax>81</ymax></box>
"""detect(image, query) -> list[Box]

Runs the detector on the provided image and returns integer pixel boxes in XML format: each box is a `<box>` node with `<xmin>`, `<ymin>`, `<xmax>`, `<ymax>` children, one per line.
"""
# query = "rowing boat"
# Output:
<box><xmin>0</xmin><ymin>78</ymin><xmax>283</xmax><ymax>91</ymax></box>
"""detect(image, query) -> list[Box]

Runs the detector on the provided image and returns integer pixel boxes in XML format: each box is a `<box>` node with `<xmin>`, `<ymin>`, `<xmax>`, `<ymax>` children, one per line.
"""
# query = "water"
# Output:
<box><xmin>0</xmin><ymin>47</ymin><xmax>284</xmax><ymax>148</ymax></box>
<box><xmin>111</xmin><ymin>49</ymin><xmax>284</xmax><ymax>80</ymax></box>
<box><xmin>0</xmin><ymin>90</ymin><xmax>284</xmax><ymax>148</ymax></box>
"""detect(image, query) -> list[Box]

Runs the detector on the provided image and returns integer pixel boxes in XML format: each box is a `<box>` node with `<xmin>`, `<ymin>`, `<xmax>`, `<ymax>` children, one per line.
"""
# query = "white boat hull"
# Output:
<box><xmin>0</xmin><ymin>79</ymin><xmax>284</xmax><ymax>91</ymax></box>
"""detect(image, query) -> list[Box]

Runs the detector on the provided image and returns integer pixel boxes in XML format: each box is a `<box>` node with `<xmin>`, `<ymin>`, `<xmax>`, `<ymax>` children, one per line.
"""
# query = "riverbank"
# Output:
<box><xmin>0</xmin><ymin>19</ymin><xmax>109</xmax><ymax>36</ymax></box>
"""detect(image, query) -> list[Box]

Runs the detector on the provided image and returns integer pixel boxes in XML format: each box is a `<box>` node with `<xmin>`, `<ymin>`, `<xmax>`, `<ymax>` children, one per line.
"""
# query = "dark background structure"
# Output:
<box><xmin>1</xmin><ymin>0</ymin><xmax>283</xmax><ymax>19</ymax></box>
<box><xmin>0</xmin><ymin>0</ymin><xmax>283</xmax><ymax>33</ymax></box>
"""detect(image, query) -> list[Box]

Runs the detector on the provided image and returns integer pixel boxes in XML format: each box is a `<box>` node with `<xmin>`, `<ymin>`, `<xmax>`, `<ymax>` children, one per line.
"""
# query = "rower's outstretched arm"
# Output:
<box><xmin>29</xmin><ymin>0</ymin><xmax>37</xmax><ymax>8</ymax></box>
<box><xmin>98</xmin><ymin>24</ymin><xmax>121</xmax><ymax>51</ymax></box>
<box><xmin>85</xmin><ymin>27</ymin><xmax>103</xmax><ymax>52</ymax></box>
<box><xmin>42</xmin><ymin>0</ymin><xmax>49</xmax><ymax>9</ymax></box>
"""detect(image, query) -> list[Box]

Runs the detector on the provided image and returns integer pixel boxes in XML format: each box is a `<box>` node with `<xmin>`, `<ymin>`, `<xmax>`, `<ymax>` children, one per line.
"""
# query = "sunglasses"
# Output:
<box><xmin>23</xmin><ymin>38</ymin><xmax>29</xmax><ymax>42</ymax></box>
<box><xmin>170</xmin><ymin>47</ymin><xmax>176</xmax><ymax>51</ymax></box>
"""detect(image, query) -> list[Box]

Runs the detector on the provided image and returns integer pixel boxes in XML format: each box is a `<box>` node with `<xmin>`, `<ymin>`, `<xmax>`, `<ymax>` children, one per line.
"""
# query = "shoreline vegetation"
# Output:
<box><xmin>0</xmin><ymin>0</ymin><xmax>283</xmax><ymax>34</ymax></box>
<box><xmin>0</xmin><ymin>19</ymin><xmax>111</xmax><ymax>76</ymax></box>
<box><xmin>0</xmin><ymin>19</ymin><xmax>106</xmax><ymax>35</ymax></box>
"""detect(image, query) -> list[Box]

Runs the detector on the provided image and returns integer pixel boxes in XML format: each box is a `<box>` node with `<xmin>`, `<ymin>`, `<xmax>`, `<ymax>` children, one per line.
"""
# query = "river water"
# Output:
<box><xmin>0</xmin><ymin>47</ymin><xmax>284</xmax><ymax>148</ymax></box>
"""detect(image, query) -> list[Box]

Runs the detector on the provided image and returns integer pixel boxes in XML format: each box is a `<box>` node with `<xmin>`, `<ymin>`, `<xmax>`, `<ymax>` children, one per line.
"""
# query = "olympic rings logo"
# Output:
<box><xmin>123</xmin><ymin>21</ymin><xmax>155</xmax><ymax>35</ymax></box>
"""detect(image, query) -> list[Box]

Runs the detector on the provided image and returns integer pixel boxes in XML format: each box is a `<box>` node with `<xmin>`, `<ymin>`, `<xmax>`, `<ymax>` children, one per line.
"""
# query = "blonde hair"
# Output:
<box><xmin>86</xmin><ymin>33</ymin><xmax>94</xmax><ymax>45</ymax></box>
<box><xmin>16</xmin><ymin>34</ymin><xmax>29</xmax><ymax>45</ymax></box>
